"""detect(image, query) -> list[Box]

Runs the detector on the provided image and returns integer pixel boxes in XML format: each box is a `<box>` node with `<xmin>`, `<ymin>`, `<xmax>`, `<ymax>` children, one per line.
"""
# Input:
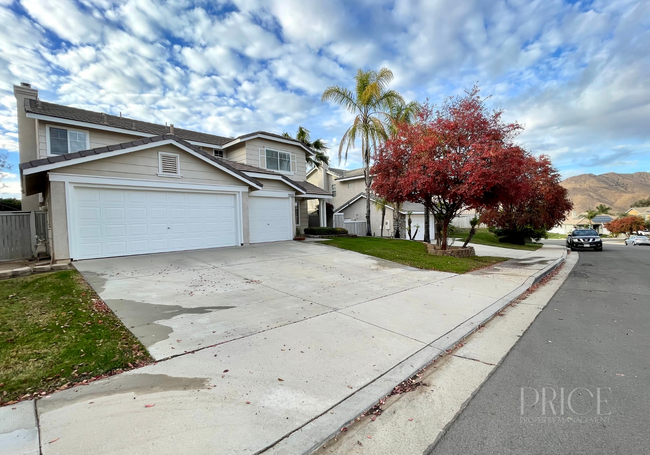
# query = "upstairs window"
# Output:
<box><xmin>213</xmin><ymin>149</ymin><xmax>224</xmax><ymax>158</ymax></box>
<box><xmin>260</xmin><ymin>148</ymin><xmax>296</xmax><ymax>173</ymax></box>
<box><xmin>48</xmin><ymin>126</ymin><xmax>89</xmax><ymax>155</ymax></box>
<box><xmin>331</xmin><ymin>183</ymin><xmax>336</xmax><ymax>197</ymax></box>
<box><xmin>158</xmin><ymin>152</ymin><xmax>181</xmax><ymax>177</ymax></box>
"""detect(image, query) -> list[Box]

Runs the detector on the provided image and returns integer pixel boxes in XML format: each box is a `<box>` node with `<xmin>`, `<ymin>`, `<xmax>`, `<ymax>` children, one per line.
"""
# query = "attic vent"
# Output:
<box><xmin>158</xmin><ymin>152</ymin><xmax>180</xmax><ymax>177</ymax></box>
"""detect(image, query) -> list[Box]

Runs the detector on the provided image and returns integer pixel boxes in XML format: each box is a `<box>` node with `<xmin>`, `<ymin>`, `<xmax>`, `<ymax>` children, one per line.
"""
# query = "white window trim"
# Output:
<box><xmin>262</xmin><ymin>147</ymin><xmax>296</xmax><ymax>175</ymax></box>
<box><xmin>213</xmin><ymin>149</ymin><xmax>224</xmax><ymax>158</ymax></box>
<box><xmin>46</xmin><ymin>124</ymin><xmax>90</xmax><ymax>156</ymax></box>
<box><xmin>158</xmin><ymin>151</ymin><xmax>182</xmax><ymax>178</ymax></box>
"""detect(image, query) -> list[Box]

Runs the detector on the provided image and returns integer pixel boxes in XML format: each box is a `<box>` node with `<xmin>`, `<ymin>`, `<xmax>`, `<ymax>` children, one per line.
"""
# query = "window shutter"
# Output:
<box><xmin>159</xmin><ymin>152</ymin><xmax>180</xmax><ymax>175</ymax></box>
<box><xmin>259</xmin><ymin>149</ymin><xmax>266</xmax><ymax>169</ymax></box>
<box><xmin>290</xmin><ymin>153</ymin><xmax>296</xmax><ymax>173</ymax></box>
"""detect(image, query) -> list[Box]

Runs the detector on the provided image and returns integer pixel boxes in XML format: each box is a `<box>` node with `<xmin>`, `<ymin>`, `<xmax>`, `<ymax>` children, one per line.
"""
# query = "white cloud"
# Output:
<box><xmin>0</xmin><ymin>0</ymin><xmax>647</xmax><ymax>183</ymax></box>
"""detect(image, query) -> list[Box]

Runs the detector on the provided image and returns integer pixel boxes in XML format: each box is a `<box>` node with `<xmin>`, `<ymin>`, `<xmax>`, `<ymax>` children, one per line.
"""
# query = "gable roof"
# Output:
<box><xmin>628</xmin><ymin>206</ymin><xmax>650</xmax><ymax>214</ymax></box>
<box><xmin>20</xmin><ymin>134</ymin><xmax>263</xmax><ymax>189</ymax></box>
<box><xmin>329</xmin><ymin>167</ymin><xmax>366</xmax><ymax>181</ymax></box>
<box><xmin>591</xmin><ymin>215</ymin><xmax>614</xmax><ymax>223</ymax></box>
<box><xmin>24</xmin><ymin>99</ymin><xmax>311</xmax><ymax>152</ymax></box>
<box><xmin>334</xmin><ymin>192</ymin><xmax>395</xmax><ymax>214</ymax></box>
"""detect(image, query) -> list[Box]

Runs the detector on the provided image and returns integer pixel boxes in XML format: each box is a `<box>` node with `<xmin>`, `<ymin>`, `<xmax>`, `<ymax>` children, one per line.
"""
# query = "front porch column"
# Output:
<box><xmin>319</xmin><ymin>198</ymin><xmax>327</xmax><ymax>227</ymax></box>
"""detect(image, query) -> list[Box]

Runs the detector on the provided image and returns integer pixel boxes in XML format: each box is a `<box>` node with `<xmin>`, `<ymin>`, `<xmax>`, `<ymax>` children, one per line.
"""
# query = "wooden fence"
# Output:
<box><xmin>333</xmin><ymin>213</ymin><xmax>368</xmax><ymax>236</ymax></box>
<box><xmin>0</xmin><ymin>211</ymin><xmax>48</xmax><ymax>261</ymax></box>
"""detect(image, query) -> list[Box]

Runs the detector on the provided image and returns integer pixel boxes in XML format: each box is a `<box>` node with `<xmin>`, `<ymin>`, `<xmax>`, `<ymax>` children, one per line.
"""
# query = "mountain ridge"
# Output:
<box><xmin>561</xmin><ymin>172</ymin><xmax>650</xmax><ymax>215</ymax></box>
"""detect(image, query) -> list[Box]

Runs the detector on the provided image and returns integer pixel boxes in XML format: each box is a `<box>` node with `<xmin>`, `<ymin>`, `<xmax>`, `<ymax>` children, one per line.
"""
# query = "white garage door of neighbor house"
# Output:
<box><xmin>249</xmin><ymin>196</ymin><xmax>291</xmax><ymax>243</ymax></box>
<box><xmin>71</xmin><ymin>186</ymin><xmax>238</xmax><ymax>260</ymax></box>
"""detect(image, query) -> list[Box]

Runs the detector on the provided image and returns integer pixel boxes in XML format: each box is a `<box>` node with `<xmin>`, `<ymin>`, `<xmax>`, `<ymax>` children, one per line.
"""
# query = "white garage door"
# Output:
<box><xmin>249</xmin><ymin>196</ymin><xmax>291</xmax><ymax>243</ymax></box>
<box><xmin>71</xmin><ymin>186</ymin><xmax>238</xmax><ymax>260</ymax></box>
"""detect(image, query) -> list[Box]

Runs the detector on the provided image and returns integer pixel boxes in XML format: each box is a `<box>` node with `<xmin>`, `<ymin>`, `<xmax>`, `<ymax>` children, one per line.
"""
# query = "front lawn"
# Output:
<box><xmin>545</xmin><ymin>232</ymin><xmax>567</xmax><ymax>239</ymax></box>
<box><xmin>323</xmin><ymin>237</ymin><xmax>508</xmax><ymax>274</ymax></box>
<box><xmin>453</xmin><ymin>228</ymin><xmax>543</xmax><ymax>251</ymax></box>
<box><xmin>0</xmin><ymin>270</ymin><xmax>151</xmax><ymax>404</ymax></box>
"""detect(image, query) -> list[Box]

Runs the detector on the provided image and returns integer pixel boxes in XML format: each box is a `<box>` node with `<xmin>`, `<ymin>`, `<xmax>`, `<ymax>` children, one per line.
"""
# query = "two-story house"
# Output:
<box><xmin>306</xmin><ymin>164</ymin><xmax>434</xmax><ymax>240</ymax></box>
<box><xmin>626</xmin><ymin>207</ymin><xmax>650</xmax><ymax>221</ymax></box>
<box><xmin>14</xmin><ymin>83</ymin><xmax>331</xmax><ymax>262</ymax></box>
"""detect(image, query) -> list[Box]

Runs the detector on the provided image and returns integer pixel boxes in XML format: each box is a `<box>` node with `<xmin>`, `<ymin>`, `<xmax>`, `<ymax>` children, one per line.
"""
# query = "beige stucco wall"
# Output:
<box><xmin>241</xmin><ymin>191</ymin><xmax>250</xmax><ymax>244</ymax></box>
<box><xmin>49</xmin><ymin>144</ymin><xmax>245</xmax><ymax>187</ymax></box>
<box><xmin>225</xmin><ymin>138</ymin><xmax>308</xmax><ymax>181</ymax></box>
<box><xmin>37</xmin><ymin>121</ymin><xmax>142</xmax><ymax>159</ymax></box>
<box><xmin>48</xmin><ymin>181</ymin><xmax>70</xmax><ymax>262</ymax></box>
<box><xmin>332</xmin><ymin>178</ymin><xmax>365</xmax><ymax>209</ymax></box>
<box><xmin>340</xmin><ymin>197</ymin><xmax>392</xmax><ymax>236</ymax></box>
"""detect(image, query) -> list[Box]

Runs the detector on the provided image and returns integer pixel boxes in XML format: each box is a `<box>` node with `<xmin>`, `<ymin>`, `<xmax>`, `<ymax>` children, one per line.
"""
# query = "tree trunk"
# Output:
<box><xmin>441</xmin><ymin>218</ymin><xmax>451</xmax><ymax>250</ymax></box>
<box><xmin>423</xmin><ymin>205</ymin><xmax>431</xmax><ymax>243</ymax></box>
<box><xmin>393</xmin><ymin>203</ymin><xmax>401</xmax><ymax>238</ymax></box>
<box><xmin>434</xmin><ymin>212</ymin><xmax>443</xmax><ymax>246</ymax></box>
<box><xmin>463</xmin><ymin>225</ymin><xmax>476</xmax><ymax>248</ymax></box>
<box><xmin>380</xmin><ymin>205</ymin><xmax>386</xmax><ymax>238</ymax></box>
<box><xmin>462</xmin><ymin>214</ymin><xmax>480</xmax><ymax>248</ymax></box>
<box><xmin>365</xmin><ymin>161</ymin><xmax>372</xmax><ymax>236</ymax></box>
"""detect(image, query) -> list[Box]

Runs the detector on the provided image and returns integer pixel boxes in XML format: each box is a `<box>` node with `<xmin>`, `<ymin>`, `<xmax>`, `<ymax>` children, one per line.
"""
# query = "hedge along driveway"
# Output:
<box><xmin>0</xmin><ymin>270</ymin><xmax>151</xmax><ymax>404</ymax></box>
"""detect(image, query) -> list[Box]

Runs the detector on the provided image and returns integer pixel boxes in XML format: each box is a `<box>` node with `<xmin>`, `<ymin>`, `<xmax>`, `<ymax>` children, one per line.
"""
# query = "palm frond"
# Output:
<box><xmin>322</xmin><ymin>86</ymin><xmax>358</xmax><ymax>113</ymax></box>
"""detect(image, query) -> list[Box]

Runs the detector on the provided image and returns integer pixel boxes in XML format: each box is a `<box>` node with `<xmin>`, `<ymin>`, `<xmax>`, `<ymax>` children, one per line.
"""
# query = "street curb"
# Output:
<box><xmin>262</xmin><ymin>247</ymin><xmax>568</xmax><ymax>455</ymax></box>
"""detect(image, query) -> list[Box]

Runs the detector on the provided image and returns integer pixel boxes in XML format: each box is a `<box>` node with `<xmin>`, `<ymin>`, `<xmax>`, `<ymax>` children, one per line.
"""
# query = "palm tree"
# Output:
<box><xmin>322</xmin><ymin>68</ymin><xmax>406</xmax><ymax>236</ymax></box>
<box><xmin>595</xmin><ymin>204</ymin><xmax>612</xmax><ymax>215</ymax></box>
<box><xmin>282</xmin><ymin>126</ymin><xmax>329</xmax><ymax>169</ymax></box>
<box><xmin>373</xmin><ymin>197</ymin><xmax>388</xmax><ymax>237</ymax></box>
<box><xmin>582</xmin><ymin>209</ymin><xmax>599</xmax><ymax>228</ymax></box>
<box><xmin>387</xmin><ymin>101</ymin><xmax>421</xmax><ymax>137</ymax></box>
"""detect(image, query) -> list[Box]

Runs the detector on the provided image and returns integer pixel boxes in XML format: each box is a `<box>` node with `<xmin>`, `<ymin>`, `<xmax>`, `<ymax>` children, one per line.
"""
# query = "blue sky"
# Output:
<box><xmin>1</xmin><ymin>0</ymin><xmax>649</xmax><ymax>198</ymax></box>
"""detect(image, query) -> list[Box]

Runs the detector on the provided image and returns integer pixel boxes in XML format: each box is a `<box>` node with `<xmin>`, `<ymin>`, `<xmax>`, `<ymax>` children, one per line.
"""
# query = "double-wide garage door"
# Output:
<box><xmin>72</xmin><ymin>186</ymin><xmax>238</xmax><ymax>260</ymax></box>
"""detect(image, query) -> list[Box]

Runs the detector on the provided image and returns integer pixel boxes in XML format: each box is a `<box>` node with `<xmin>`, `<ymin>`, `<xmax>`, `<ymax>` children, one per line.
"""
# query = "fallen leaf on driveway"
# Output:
<box><xmin>246</xmin><ymin>401</ymin><xmax>251</xmax><ymax>404</ymax></box>
<box><xmin>616</xmin><ymin>373</ymin><xmax>625</xmax><ymax>377</ymax></box>
<box><xmin>223</xmin><ymin>369</ymin><xmax>229</xmax><ymax>373</ymax></box>
<box><xmin>49</xmin><ymin>438</ymin><xmax>60</xmax><ymax>444</ymax></box>
<box><xmin>408</xmin><ymin>418</ymin><xmax>413</xmax><ymax>421</ymax></box>
<box><xmin>278</xmin><ymin>378</ymin><xmax>284</xmax><ymax>381</ymax></box>
<box><xmin>371</xmin><ymin>416</ymin><xmax>376</xmax><ymax>421</ymax></box>
<box><xmin>145</xmin><ymin>404</ymin><xmax>155</xmax><ymax>408</ymax></box>
<box><xmin>367</xmin><ymin>435</ymin><xmax>372</xmax><ymax>439</ymax></box>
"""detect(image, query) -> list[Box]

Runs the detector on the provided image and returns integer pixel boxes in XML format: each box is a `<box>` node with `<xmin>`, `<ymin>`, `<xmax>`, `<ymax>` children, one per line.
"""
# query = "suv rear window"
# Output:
<box><xmin>573</xmin><ymin>230</ymin><xmax>598</xmax><ymax>236</ymax></box>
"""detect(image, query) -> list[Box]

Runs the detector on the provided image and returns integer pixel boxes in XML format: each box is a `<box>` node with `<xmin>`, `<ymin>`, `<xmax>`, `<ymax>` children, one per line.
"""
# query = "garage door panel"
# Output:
<box><xmin>71</xmin><ymin>187</ymin><xmax>239</xmax><ymax>260</ymax></box>
<box><xmin>105</xmin><ymin>224</ymin><xmax>126</xmax><ymax>237</ymax></box>
<box><xmin>249</xmin><ymin>196</ymin><xmax>291</xmax><ymax>244</ymax></box>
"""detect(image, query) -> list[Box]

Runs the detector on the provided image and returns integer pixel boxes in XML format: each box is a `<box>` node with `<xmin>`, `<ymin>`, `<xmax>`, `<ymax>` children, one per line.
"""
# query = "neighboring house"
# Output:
<box><xmin>14</xmin><ymin>83</ymin><xmax>331</xmax><ymax>262</ymax></box>
<box><xmin>549</xmin><ymin>213</ymin><xmax>614</xmax><ymax>235</ymax></box>
<box><xmin>306</xmin><ymin>164</ymin><xmax>435</xmax><ymax>240</ymax></box>
<box><xmin>626</xmin><ymin>207</ymin><xmax>650</xmax><ymax>221</ymax></box>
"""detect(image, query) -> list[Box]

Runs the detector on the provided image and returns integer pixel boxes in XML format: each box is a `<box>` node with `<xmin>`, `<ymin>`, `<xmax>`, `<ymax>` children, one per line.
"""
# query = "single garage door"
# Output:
<box><xmin>249</xmin><ymin>196</ymin><xmax>291</xmax><ymax>243</ymax></box>
<box><xmin>71</xmin><ymin>186</ymin><xmax>238</xmax><ymax>260</ymax></box>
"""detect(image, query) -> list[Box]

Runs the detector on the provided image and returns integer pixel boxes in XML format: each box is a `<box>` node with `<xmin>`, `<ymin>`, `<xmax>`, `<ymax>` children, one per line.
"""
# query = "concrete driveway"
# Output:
<box><xmin>75</xmin><ymin>241</ymin><xmax>450</xmax><ymax>360</ymax></box>
<box><xmin>29</xmin><ymin>242</ymin><xmax>565</xmax><ymax>455</ymax></box>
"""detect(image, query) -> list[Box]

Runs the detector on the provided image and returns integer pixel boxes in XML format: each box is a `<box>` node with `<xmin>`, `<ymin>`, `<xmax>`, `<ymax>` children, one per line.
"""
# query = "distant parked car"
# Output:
<box><xmin>566</xmin><ymin>229</ymin><xmax>603</xmax><ymax>251</ymax></box>
<box><xmin>625</xmin><ymin>235</ymin><xmax>650</xmax><ymax>246</ymax></box>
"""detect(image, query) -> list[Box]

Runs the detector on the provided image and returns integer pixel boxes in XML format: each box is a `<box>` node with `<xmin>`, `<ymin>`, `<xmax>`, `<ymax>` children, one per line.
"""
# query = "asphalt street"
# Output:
<box><xmin>428</xmin><ymin>240</ymin><xmax>650</xmax><ymax>455</ymax></box>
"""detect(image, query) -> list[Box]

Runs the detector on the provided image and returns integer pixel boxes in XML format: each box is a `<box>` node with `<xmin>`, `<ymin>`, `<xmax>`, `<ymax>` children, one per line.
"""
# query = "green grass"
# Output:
<box><xmin>0</xmin><ymin>270</ymin><xmax>151</xmax><ymax>404</ymax></box>
<box><xmin>323</xmin><ymin>237</ymin><xmax>508</xmax><ymax>274</ymax></box>
<box><xmin>453</xmin><ymin>228</ymin><xmax>543</xmax><ymax>251</ymax></box>
<box><xmin>545</xmin><ymin>232</ymin><xmax>567</xmax><ymax>239</ymax></box>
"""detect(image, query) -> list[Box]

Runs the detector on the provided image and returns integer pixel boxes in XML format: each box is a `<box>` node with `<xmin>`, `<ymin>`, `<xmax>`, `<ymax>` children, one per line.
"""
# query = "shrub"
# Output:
<box><xmin>304</xmin><ymin>227</ymin><xmax>348</xmax><ymax>235</ymax></box>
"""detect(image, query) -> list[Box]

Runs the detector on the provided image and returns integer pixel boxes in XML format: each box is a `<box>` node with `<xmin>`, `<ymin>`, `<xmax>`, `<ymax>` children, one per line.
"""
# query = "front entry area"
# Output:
<box><xmin>70</xmin><ymin>186</ymin><xmax>239</xmax><ymax>260</ymax></box>
<box><xmin>248</xmin><ymin>195</ymin><xmax>292</xmax><ymax>243</ymax></box>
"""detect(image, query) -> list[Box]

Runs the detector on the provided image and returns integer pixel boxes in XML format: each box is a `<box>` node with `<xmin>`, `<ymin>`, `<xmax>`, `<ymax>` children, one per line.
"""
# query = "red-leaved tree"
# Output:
<box><xmin>604</xmin><ymin>216</ymin><xmax>645</xmax><ymax>237</ymax></box>
<box><xmin>482</xmin><ymin>155</ymin><xmax>573</xmax><ymax>244</ymax></box>
<box><xmin>373</xmin><ymin>87</ymin><xmax>528</xmax><ymax>249</ymax></box>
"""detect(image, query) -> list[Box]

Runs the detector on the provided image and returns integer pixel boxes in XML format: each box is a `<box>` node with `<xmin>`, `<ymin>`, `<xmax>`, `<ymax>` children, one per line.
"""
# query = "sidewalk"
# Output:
<box><xmin>3</xmin><ymin>244</ymin><xmax>565</xmax><ymax>455</ymax></box>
